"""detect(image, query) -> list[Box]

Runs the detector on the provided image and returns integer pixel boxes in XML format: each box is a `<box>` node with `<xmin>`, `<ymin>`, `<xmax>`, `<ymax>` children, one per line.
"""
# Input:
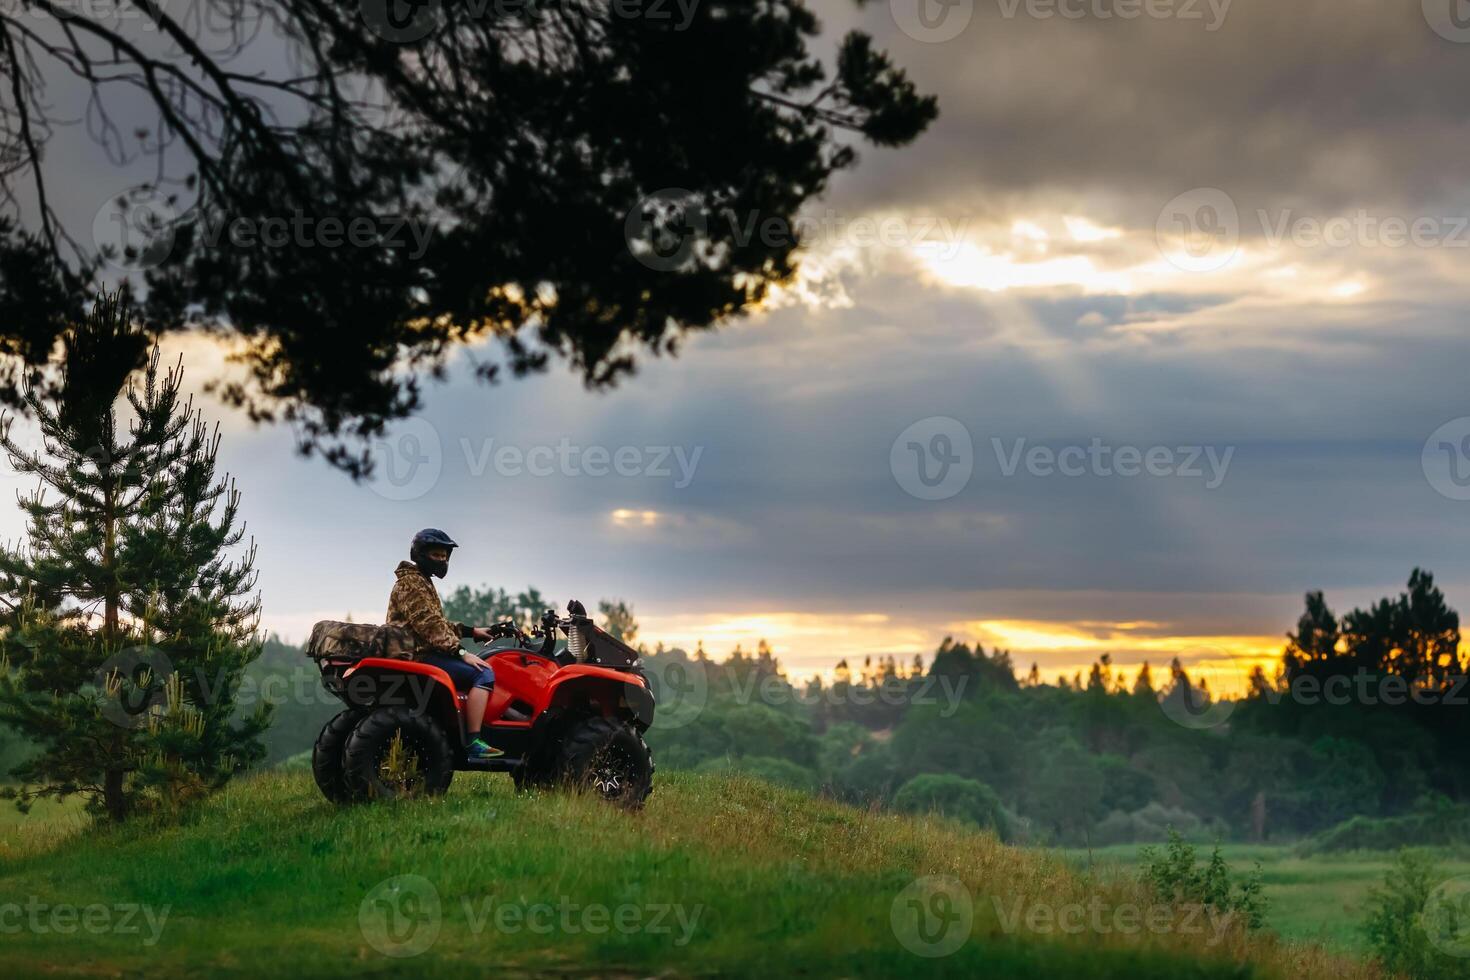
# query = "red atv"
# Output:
<box><xmin>308</xmin><ymin>602</ymin><xmax>655</xmax><ymax>808</ymax></box>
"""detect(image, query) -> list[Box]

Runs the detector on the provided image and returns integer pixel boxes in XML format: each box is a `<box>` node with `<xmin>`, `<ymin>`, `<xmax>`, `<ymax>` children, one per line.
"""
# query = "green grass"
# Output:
<box><xmin>0</xmin><ymin>772</ymin><xmax>1374</xmax><ymax>979</ymax></box>
<box><xmin>1064</xmin><ymin>843</ymin><xmax>1470</xmax><ymax>956</ymax></box>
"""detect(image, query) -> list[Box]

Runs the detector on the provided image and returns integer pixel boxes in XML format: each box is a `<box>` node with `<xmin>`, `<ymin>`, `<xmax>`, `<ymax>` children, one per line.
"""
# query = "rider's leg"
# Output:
<box><xmin>423</xmin><ymin>655</ymin><xmax>497</xmax><ymax>749</ymax></box>
<box><xmin>466</xmin><ymin>686</ymin><xmax>490</xmax><ymax>736</ymax></box>
<box><xmin>465</xmin><ymin>668</ymin><xmax>503</xmax><ymax>758</ymax></box>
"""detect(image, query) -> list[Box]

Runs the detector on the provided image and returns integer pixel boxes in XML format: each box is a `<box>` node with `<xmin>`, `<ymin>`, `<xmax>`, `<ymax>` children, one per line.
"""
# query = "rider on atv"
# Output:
<box><xmin>309</xmin><ymin>535</ymin><xmax>656</xmax><ymax>806</ymax></box>
<box><xmin>386</xmin><ymin>528</ymin><xmax>502</xmax><ymax>761</ymax></box>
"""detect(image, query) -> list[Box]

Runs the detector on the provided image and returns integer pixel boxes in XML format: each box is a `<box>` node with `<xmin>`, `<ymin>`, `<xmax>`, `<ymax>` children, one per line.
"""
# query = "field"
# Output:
<box><xmin>0</xmin><ymin>794</ymin><xmax>89</xmax><ymax>860</ymax></box>
<box><xmin>0</xmin><ymin>771</ymin><xmax>1377</xmax><ymax>979</ymax></box>
<box><xmin>1066</xmin><ymin>844</ymin><xmax>1470</xmax><ymax>957</ymax></box>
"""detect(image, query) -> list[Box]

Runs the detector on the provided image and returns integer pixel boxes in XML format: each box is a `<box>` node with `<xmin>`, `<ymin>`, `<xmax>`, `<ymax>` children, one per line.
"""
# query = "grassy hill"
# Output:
<box><xmin>0</xmin><ymin>771</ymin><xmax>1378</xmax><ymax>978</ymax></box>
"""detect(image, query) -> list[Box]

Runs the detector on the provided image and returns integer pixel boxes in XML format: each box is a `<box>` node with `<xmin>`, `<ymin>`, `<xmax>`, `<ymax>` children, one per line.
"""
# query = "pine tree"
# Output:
<box><xmin>0</xmin><ymin>294</ymin><xmax>267</xmax><ymax>821</ymax></box>
<box><xmin>1282</xmin><ymin>590</ymin><xmax>1340</xmax><ymax>678</ymax></box>
<box><xmin>1133</xmin><ymin>661</ymin><xmax>1156</xmax><ymax>698</ymax></box>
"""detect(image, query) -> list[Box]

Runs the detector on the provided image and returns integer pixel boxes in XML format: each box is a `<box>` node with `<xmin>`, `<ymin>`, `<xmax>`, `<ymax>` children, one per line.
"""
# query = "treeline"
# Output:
<box><xmin>640</xmin><ymin>568</ymin><xmax>1470</xmax><ymax>845</ymax></box>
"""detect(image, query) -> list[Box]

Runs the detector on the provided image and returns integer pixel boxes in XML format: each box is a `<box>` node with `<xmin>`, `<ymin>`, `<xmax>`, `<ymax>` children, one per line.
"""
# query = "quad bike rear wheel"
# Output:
<box><xmin>557</xmin><ymin>716</ymin><xmax>654</xmax><ymax>809</ymax></box>
<box><xmin>312</xmin><ymin>707</ymin><xmax>366</xmax><ymax>803</ymax></box>
<box><xmin>342</xmin><ymin>706</ymin><xmax>455</xmax><ymax>801</ymax></box>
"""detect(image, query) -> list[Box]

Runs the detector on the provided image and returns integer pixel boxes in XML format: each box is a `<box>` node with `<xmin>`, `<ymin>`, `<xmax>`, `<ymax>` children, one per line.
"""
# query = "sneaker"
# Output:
<box><xmin>467</xmin><ymin>738</ymin><xmax>504</xmax><ymax>761</ymax></box>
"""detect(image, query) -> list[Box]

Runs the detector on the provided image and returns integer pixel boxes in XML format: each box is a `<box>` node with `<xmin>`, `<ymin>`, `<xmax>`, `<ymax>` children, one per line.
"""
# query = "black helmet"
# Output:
<box><xmin>410</xmin><ymin>528</ymin><xmax>458</xmax><ymax>579</ymax></box>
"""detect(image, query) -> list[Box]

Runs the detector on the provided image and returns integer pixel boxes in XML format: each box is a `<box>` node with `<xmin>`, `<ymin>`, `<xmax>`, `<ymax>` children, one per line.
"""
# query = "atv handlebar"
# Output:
<box><xmin>477</xmin><ymin>610</ymin><xmax>563</xmax><ymax>659</ymax></box>
<box><xmin>474</xmin><ymin>605</ymin><xmax>640</xmax><ymax>673</ymax></box>
<box><xmin>483</xmin><ymin>620</ymin><xmax>522</xmax><ymax>642</ymax></box>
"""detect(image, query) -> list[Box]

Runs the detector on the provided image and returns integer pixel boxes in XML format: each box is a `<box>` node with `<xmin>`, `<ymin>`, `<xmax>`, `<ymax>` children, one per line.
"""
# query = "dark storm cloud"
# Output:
<box><xmin>824</xmin><ymin>0</ymin><xmax>1470</xmax><ymax>226</ymax></box>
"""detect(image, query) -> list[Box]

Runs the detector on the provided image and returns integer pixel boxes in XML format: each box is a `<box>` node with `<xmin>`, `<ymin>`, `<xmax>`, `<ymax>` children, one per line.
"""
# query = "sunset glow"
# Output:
<box><xmin>633</xmin><ymin>610</ymin><xmax>1283</xmax><ymax>696</ymax></box>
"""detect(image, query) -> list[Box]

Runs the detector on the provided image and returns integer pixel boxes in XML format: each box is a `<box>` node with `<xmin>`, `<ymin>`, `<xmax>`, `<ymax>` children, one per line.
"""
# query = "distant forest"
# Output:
<box><xmin>632</xmin><ymin>568</ymin><xmax>1468</xmax><ymax>846</ymax></box>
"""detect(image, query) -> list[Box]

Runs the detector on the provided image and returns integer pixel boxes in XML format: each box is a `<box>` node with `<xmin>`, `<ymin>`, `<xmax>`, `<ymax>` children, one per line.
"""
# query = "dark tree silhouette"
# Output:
<box><xmin>0</xmin><ymin>1</ymin><xmax>936</xmax><ymax>473</ymax></box>
<box><xmin>1281</xmin><ymin>589</ymin><xmax>1340</xmax><ymax>676</ymax></box>
<box><xmin>1281</xmin><ymin>569</ymin><xmax>1462</xmax><ymax>686</ymax></box>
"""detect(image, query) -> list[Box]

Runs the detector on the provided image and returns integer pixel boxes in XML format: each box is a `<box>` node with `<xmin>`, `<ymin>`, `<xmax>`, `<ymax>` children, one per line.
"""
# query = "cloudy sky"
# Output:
<box><xmin>8</xmin><ymin>0</ymin><xmax>1470</xmax><ymax>689</ymax></box>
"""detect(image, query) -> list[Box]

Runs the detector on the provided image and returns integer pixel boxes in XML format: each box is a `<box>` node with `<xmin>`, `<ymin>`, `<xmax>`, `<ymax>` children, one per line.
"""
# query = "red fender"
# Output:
<box><xmin>341</xmin><ymin>658</ymin><xmax>465</xmax><ymax>736</ymax></box>
<box><xmin>344</xmin><ymin>657</ymin><xmax>457</xmax><ymax>692</ymax></box>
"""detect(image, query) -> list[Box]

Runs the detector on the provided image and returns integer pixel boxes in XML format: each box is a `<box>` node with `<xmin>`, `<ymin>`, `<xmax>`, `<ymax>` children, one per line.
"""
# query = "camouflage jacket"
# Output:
<box><xmin>386</xmin><ymin>561</ymin><xmax>469</xmax><ymax>656</ymax></box>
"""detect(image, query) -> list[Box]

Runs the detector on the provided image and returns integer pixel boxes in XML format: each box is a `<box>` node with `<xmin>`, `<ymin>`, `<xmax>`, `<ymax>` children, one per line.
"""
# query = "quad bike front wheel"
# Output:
<box><xmin>342</xmin><ymin>706</ymin><xmax>455</xmax><ymax>801</ymax></box>
<box><xmin>312</xmin><ymin>707</ymin><xmax>366</xmax><ymax>803</ymax></box>
<box><xmin>557</xmin><ymin>716</ymin><xmax>654</xmax><ymax>809</ymax></box>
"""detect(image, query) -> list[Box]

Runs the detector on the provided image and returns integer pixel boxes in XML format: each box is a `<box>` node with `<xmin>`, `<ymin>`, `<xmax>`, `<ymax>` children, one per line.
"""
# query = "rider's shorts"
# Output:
<box><xmin>418</xmin><ymin>652</ymin><xmax>496</xmax><ymax>692</ymax></box>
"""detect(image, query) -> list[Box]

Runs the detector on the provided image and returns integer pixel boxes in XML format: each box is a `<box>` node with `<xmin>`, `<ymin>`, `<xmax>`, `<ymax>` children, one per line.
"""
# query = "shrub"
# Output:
<box><xmin>1139</xmin><ymin>830</ymin><xmax>1267</xmax><ymax>930</ymax></box>
<box><xmin>829</xmin><ymin>744</ymin><xmax>898</xmax><ymax>803</ymax></box>
<box><xmin>1363</xmin><ymin>849</ymin><xmax>1470</xmax><ymax>980</ymax></box>
<box><xmin>1302</xmin><ymin>797</ymin><xmax>1470</xmax><ymax>855</ymax></box>
<box><xmin>892</xmin><ymin>773</ymin><xmax>1014</xmax><ymax>840</ymax></box>
<box><xmin>276</xmin><ymin>751</ymin><xmax>312</xmax><ymax>772</ymax></box>
<box><xmin>1093</xmin><ymin>802</ymin><xmax>1227</xmax><ymax>846</ymax></box>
